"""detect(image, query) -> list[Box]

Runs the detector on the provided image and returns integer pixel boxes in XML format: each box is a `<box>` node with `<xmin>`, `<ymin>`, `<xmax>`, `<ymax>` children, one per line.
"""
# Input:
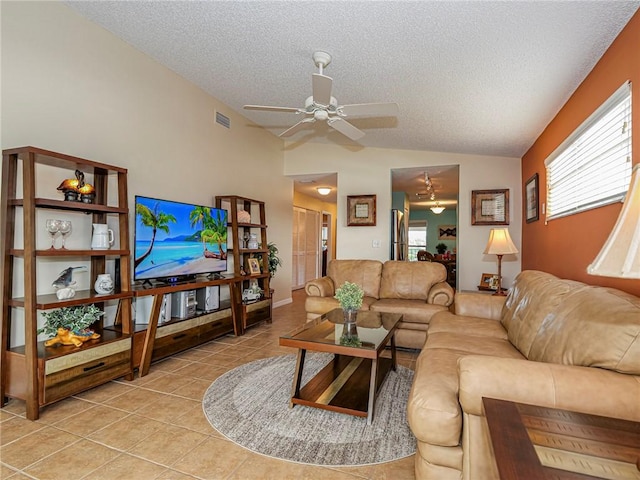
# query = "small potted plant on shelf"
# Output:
<box><xmin>38</xmin><ymin>304</ymin><xmax>103</xmax><ymax>348</ymax></box>
<box><xmin>266</xmin><ymin>242</ymin><xmax>283</xmax><ymax>278</ymax></box>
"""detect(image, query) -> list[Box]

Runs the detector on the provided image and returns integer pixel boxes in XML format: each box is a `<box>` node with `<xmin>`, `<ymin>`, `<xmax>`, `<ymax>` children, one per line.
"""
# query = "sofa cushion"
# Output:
<box><xmin>424</xmin><ymin>332</ymin><xmax>524</xmax><ymax>359</ymax></box>
<box><xmin>429</xmin><ymin>311</ymin><xmax>508</xmax><ymax>340</ymax></box>
<box><xmin>379</xmin><ymin>260</ymin><xmax>447</xmax><ymax>300</ymax></box>
<box><xmin>327</xmin><ymin>259</ymin><xmax>383</xmax><ymax>299</ymax></box>
<box><xmin>500</xmin><ymin>270</ymin><xmax>581</xmax><ymax>358</ymax></box>
<box><xmin>528</xmin><ymin>286</ymin><xmax>640</xmax><ymax>374</ymax></box>
<box><xmin>370</xmin><ymin>298</ymin><xmax>448</xmax><ymax>324</ymax></box>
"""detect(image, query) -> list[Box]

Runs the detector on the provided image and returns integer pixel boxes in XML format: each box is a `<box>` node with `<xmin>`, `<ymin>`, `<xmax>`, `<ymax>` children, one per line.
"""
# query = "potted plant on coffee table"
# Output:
<box><xmin>334</xmin><ymin>281</ymin><xmax>364</xmax><ymax>346</ymax></box>
<box><xmin>38</xmin><ymin>304</ymin><xmax>104</xmax><ymax>348</ymax></box>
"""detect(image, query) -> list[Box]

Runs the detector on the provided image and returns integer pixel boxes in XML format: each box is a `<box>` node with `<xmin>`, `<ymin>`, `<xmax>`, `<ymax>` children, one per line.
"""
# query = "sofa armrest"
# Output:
<box><xmin>458</xmin><ymin>355</ymin><xmax>640</xmax><ymax>420</ymax></box>
<box><xmin>304</xmin><ymin>276</ymin><xmax>335</xmax><ymax>297</ymax></box>
<box><xmin>428</xmin><ymin>281</ymin><xmax>454</xmax><ymax>307</ymax></box>
<box><xmin>454</xmin><ymin>292</ymin><xmax>505</xmax><ymax>320</ymax></box>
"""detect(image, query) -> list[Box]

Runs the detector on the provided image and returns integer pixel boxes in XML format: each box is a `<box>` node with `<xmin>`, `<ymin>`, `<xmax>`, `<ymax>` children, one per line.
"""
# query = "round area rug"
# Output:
<box><xmin>202</xmin><ymin>353</ymin><xmax>416</xmax><ymax>467</ymax></box>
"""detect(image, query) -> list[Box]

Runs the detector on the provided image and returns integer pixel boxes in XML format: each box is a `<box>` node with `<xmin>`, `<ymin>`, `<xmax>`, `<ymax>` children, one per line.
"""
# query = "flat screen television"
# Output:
<box><xmin>134</xmin><ymin>195</ymin><xmax>228</xmax><ymax>283</ymax></box>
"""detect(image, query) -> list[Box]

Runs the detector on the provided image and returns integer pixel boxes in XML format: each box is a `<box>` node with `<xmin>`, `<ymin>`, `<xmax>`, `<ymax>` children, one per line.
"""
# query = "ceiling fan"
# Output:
<box><xmin>244</xmin><ymin>51</ymin><xmax>399</xmax><ymax>142</ymax></box>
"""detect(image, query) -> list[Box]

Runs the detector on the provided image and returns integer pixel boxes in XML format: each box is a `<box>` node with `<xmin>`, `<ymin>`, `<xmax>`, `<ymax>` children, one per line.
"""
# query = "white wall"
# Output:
<box><xmin>284</xmin><ymin>143</ymin><xmax>522</xmax><ymax>291</ymax></box>
<box><xmin>1</xmin><ymin>2</ymin><xmax>292</xmax><ymax>345</ymax></box>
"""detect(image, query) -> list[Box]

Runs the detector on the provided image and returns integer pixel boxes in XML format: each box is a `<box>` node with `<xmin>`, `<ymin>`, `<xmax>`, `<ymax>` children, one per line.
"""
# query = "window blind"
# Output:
<box><xmin>545</xmin><ymin>82</ymin><xmax>632</xmax><ymax>221</ymax></box>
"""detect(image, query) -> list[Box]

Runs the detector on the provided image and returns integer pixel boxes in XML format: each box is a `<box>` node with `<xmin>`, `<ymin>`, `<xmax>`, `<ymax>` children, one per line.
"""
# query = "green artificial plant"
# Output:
<box><xmin>38</xmin><ymin>304</ymin><xmax>104</xmax><ymax>338</ymax></box>
<box><xmin>334</xmin><ymin>281</ymin><xmax>364</xmax><ymax>312</ymax></box>
<box><xmin>267</xmin><ymin>242</ymin><xmax>283</xmax><ymax>277</ymax></box>
<box><xmin>435</xmin><ymin>243</ymin><xmax>448</xmax><ymax>255</ymax></box>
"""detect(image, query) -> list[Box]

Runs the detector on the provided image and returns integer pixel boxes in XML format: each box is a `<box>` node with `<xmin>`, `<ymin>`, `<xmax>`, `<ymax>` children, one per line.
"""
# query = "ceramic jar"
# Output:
<box><xmin>247</xmin><ymin>233</ymin><xmax>259</xmax><ymax>249</ymax></box>
<box><xmin>94</xmin><ymin>274</ymin><xmax>114</xmax><ymax>294</ymax></box>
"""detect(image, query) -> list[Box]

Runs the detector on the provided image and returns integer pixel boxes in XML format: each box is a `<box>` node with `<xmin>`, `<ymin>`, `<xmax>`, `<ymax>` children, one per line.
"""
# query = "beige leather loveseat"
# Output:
<box><xmin>407</xmin><ymin>270</ymin><xmax>640</xmax><ymax>480</ymax></box>
<box><xmin>305</xmin><ymin>259</ymin><xmax>454</xmax><ymax>349</ymax></box>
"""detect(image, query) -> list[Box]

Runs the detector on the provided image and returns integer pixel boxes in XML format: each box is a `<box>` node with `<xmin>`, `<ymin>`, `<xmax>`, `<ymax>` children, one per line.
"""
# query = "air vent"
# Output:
<box><xmin>215</xmin><ymin>111</ymin><xmax>230</xmax><ymax>129</ymax></box>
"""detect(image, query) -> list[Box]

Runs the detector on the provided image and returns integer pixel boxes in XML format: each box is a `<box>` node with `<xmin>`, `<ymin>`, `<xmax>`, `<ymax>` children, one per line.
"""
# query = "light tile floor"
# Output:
<box><xmin>1</xmin><ymin>289</ymin><xmax>418</xmax><ymax>479</ymax></box>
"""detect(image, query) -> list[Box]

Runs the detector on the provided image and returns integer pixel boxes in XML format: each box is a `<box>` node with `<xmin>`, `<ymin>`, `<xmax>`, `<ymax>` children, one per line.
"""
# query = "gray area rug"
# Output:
<box><xmin>202</xmin><ymin>353</ymin><xmax>416</xmax><ymax>466</ymax></box>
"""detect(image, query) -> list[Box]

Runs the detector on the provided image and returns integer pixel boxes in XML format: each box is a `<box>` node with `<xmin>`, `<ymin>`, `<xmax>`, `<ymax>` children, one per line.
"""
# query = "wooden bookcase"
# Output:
<box><xmin>1</xmin><ymin>147</ymin><xmax>133</xmax><ymax>420</ymax></box>
<box><xmin>215</xmin><ymin>195</ymin><xmax>272</xmax><ymax>333</ymax></box>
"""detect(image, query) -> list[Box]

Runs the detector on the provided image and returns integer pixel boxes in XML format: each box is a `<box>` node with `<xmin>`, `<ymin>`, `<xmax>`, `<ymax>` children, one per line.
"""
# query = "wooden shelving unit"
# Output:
<box><xmin>215</xmin><ymin>195</ymin><xmax>272</xmax><ymax>333</ymax></box>
<box><xmin>1</xmin><ymin>147</ymin><xmax>133</xmax><ymax>420</ymax></box>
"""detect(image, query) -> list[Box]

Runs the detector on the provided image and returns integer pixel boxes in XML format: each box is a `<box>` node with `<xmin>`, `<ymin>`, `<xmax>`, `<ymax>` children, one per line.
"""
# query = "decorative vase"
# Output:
<box><xmin>247</xmin><ymin>234</ymin><xmax>259</xmax><ymax>249</ymax></box>
<box><xmin>342</xmin><ymin>309</ymin><xmax>358</xmax><ymax>337</ymax></box>
<box><xmin>94</xmin><ymin>274</ymin><xmax>114</xmax><ymax>294</ymax></box>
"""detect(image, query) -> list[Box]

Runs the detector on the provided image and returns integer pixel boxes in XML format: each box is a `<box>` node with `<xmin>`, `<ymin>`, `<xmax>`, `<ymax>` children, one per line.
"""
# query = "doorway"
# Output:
<box><xmin>391</xmin><ymin>166</ymin><xmax>459</xmax><ymax>287</ymax></box>
<box><xmin>291</xmin><ymin>173</ymin><xmax>337</xmax><ymax>289</ymax></box>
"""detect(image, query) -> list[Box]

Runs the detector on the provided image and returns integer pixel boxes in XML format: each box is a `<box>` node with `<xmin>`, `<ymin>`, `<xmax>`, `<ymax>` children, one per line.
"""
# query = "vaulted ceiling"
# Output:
<box><xmin>67</xmin><ymin>1</ymin><xmax>639</xmax><ymax>157</ymax></box>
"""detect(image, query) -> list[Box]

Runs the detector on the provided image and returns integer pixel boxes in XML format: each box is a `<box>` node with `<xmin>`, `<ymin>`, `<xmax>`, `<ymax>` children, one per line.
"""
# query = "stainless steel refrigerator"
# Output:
<box><xmin>391</xmin><ymin>209</ymin><xmax>408</xmax><ymax>260</ymax></box>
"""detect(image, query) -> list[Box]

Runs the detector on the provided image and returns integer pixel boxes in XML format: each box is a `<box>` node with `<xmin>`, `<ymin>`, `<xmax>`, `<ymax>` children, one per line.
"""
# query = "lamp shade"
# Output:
<box><xmin>588</xmin><ymin>163</ymin><xmax>640</xmax><ymax>278</ymax></box>
<box><xmin>316</xmin><ymin>187</ymin><xmax>331</xmax><ymax>196</ymax></box>
<box><xmin>484</xmin><ymin>228</ymin><xmax>519</xmax><ymax>255</ymax></box>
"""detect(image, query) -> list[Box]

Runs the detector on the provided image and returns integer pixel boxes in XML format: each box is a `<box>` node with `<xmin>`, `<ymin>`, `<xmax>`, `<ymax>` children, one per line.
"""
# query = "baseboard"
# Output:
<box><xmin>273</xmin><ymin>297</ymin><xmax>293</xmax><ymax>309</ymax></box>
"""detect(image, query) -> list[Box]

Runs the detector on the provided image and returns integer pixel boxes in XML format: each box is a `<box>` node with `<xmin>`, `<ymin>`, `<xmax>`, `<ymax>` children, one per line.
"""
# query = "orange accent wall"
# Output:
<box><xmin>521</xmin><ymin>9</ymin><xmax>640</xmax><ymax>297</ymax></box>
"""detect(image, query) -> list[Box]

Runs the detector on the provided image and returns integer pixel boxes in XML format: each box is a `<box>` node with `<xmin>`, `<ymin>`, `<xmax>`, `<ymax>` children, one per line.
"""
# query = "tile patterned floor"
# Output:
<box><xmin>1</xmin><ymin>290</ymin><xmax>418</xmax><ymax>479</ymax></box>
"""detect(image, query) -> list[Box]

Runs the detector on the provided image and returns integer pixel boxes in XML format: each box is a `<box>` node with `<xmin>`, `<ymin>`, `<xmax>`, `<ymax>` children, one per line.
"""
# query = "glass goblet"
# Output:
<box><xmin>45</xmin><ymin>219</ymin><xmax>60</xmax><ymax>249</ymax></box>
<box><xmin>58</xmin><ymin>220</ymin><xmax>72</xmax><ymax>249</ymax></box>
<box><xmin>243</xmin><ymin>231</ymin><xmax>250</xmax><ymax>249</ymax></box>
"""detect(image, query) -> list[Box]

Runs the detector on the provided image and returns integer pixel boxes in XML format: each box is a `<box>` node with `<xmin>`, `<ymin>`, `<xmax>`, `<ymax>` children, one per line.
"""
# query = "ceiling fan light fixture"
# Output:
<box><xmin>317</xmin><ymin>187</ymin><xmax>331</xmax><ymax>196</ymax></box>
<box><xmin>430</xmin><ymin>203</ymin><xmax>445</xmax><ymax>214</ymax></box>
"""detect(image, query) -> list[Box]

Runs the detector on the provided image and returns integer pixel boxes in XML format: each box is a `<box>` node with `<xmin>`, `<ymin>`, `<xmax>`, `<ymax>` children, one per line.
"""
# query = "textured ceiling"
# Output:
<box><xmin>66</xmin><ymin>1</ymin><xmax>639</xmax><ymax>158</ymax></box>
<box><xmin>65</xmin><ymin>1</ymin><xmax>638</xmax><ymax>205</ymax></box>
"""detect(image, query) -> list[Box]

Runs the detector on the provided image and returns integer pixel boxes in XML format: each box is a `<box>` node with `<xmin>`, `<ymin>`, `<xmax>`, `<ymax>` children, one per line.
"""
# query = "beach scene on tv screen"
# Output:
<box><xmin>135</xmin><ymin>197</ymin><xmax>227</xmax><ymax>280</ymax></box>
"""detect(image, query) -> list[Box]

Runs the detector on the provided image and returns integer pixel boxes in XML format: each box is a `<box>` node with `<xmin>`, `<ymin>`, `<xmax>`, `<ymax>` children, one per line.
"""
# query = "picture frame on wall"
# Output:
<box><xmin>438</xmin><ymin>225</ymin><xmax>456</xmax><ymax>240</ymax></box>
<box><xmin>471</xmin><ymin>189</ymin><xmax>509</xmax><ymax>225</ymax></box>
<box><xmin>347</xmin><ymin>194</ymin><xmax>376</xmax><ymax>226</ymax></box>
<box><xmin>525</xmin><ymin>173</ymin><xmax>539</xmax><ymax>223</ymax></box>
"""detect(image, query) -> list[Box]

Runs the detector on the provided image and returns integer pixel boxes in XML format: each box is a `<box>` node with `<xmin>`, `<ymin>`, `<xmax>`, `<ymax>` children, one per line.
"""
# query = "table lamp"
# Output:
<box><xmin>484</xmin><ymin>228</ymin><xmax>519</xmax><ymax>296</ymax></box>
<box><xmin>588</xmin><ymin>163</ymin><xmax>640</xmax><ymax>278</ymax></box>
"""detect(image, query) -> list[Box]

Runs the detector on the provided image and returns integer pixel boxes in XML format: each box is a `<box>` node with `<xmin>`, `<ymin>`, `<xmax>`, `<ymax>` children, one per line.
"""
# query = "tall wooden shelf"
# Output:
<box><xmin>1</xmin><ymin>147</ymin><xmax>133</xmax><ymax>420</ymax></box>
<box><xmin>215</xmin><ymin>195</ymin><xmax>272</xmax><ymax>333</ymax></box>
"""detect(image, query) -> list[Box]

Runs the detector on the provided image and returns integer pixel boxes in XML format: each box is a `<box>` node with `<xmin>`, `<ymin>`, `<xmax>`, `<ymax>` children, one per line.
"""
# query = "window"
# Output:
<box><xmin>545</xmin><ymin>82</ymin><xmax>632</xmax><ymax>220</ymax></box>
<box><xmin>408</xmin><ymin>223</ymin><xmax>427</xmax><ymax>261</ymax></box>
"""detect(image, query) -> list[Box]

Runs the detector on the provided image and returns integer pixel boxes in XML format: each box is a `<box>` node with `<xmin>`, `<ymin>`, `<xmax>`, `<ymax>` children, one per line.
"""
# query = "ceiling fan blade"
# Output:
<box><xmin>339</xmin><ymin>102</ymin><xmax>399</xmax><ymax>117</ymax></box>
<box><xmin>312</xmin><ymin>73</ymin><xmax>333</xmax><ymax>106</ymax></box>
<box><xmin>280</xmin><ymin>118</ymin><xmax>316</xmax><ymax>137</ymax></box>
<box><xmin>327</xmin><ymin>117</ymin><xmax>365</xmax><ymax>141</ymax></box>
<box><xmin>244</xmin><ymin>105</ymin><xmax>301</xmax><ymax>113</ymax></box>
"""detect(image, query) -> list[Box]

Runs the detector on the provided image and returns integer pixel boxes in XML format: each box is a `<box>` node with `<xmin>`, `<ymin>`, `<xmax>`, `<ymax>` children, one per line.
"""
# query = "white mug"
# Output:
<box><xmin>91</xmin><ymin>224</ymin><xmax>114</xmax><ymax>250</ymax></box>
<box><xmin>94</xmin><ymin>274</ymin><xmax>114</xmax><ymax>294</ymax></box>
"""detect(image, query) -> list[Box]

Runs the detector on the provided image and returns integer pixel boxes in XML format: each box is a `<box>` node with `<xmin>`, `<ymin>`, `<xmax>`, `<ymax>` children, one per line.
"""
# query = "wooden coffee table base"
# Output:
<box><xmin>290</xmin><ymin>351</ymin><xmax>395</xmax><ymax>424</ymax></box>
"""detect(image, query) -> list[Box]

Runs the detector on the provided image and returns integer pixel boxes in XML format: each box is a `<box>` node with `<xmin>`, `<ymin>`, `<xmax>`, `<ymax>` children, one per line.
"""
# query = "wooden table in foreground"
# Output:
<box><xmin>279</xmin><ymin>309</ymin><xmax>401</xmax><ymax>424</ymax></box>
<box><xmin>483</xmin><ymin>397</ymin><xmax>640</xmax><ymax>480</ymax></box>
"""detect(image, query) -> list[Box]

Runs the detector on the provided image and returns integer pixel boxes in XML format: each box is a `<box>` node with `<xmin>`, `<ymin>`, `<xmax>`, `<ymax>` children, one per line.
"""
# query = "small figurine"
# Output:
<box><xmin>44</xmin><ymin>327</ymin><xmax>100</xmax><ymax>348</ymax></box>
<box><xmin>55</xmin><ymin>287</ymin><xmax>76</xmax><ymax>300</ymax></box>
<box><xmin>52</xmin><ymin>266</ymin><xmax>88</xmax><ymax>289</ymax></box>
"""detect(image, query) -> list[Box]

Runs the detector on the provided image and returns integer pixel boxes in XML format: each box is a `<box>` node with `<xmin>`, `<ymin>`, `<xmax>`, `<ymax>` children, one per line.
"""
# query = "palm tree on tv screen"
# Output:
<box><xmin>135</xmin><ymin>202</ymin><xmax>177</xmax><ymax>268</ymax></box>
<box><xmin>201</xmin><ymin>209</ymin><xmax>228</xmax><ymax>260</ymax></box>
<box><xmin>189</xmin><ymin>206</ymin><xmax>211</xmax><ymax>253</ymax></box>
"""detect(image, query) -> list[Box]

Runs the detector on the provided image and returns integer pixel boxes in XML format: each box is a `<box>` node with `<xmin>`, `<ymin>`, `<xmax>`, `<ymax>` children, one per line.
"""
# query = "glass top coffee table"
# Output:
<box><xmin>279</xmin><ymin>309</ymin><xmax>402</xmax><ymax>424</ymax></box>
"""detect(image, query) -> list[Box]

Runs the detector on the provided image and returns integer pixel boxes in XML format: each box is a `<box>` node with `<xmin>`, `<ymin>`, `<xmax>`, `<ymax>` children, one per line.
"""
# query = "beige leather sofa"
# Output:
<box><xmin>305</xmin><ymin>259</ymin><xmax>454</xmax><ymax>349</ymax></box>
<box><xmin>407</xmin><ymin>270</ymin><xmax>640</xmax><ymax>480</ymax></box>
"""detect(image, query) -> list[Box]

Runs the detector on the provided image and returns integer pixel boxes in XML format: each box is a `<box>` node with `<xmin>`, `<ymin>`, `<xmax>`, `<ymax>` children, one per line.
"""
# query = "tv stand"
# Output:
<box><xmin>129</xmin><ymin>275</ymin><xmax>242</xmax><ymax>377</ymax></box>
